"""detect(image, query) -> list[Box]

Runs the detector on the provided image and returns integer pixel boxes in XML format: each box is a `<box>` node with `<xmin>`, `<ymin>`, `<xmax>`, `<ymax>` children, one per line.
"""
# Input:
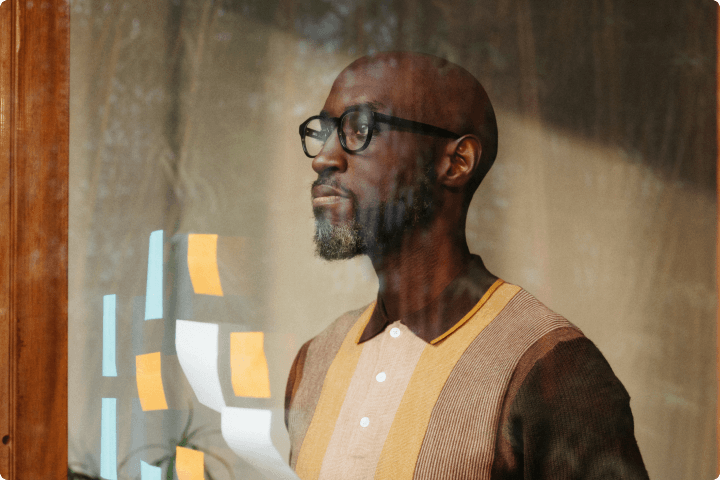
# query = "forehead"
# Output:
<box><xmin>322</xmin><ymin>63</ymin><xmax>417</xmax><ymax>117</ymax></box>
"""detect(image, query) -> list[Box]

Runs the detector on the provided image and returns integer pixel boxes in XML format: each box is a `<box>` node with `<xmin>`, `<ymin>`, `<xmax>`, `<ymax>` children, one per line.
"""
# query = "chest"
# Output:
<box><xmin>292</xmin><ymin>321</ymin><xmax>507</xmax><ymax>480</ymax></box>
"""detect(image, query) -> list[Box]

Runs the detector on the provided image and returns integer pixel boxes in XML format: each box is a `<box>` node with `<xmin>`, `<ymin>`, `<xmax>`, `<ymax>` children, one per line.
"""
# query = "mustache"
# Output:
<box><xmin>311</xmin><ymin>175</ymin><xmax>355</xmax><ymax>200</ymax></box>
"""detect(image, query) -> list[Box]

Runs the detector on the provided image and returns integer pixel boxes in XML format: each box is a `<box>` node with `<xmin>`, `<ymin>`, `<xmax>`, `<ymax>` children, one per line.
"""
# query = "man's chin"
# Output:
<box><xmin>313</xmin><ymin>220</ymin><xmax>365</xmax><ymax>260</ymax></box>
<box><xmin>315</xmin><ymin>244</ymin><xmax>362</xmax><ymax>261</ymax></box>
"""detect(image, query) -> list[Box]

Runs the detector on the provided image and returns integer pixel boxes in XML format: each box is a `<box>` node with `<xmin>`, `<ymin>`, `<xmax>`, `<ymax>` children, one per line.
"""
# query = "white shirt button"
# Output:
<box><xmin>390</xmin><ymin>327</ymin><xmax>401</xmax><ymax>338</ymax></box>
<box><xmin>376</xmin><ymin>372</ymin><xmax>386</xmax><ymax>382</ymax></box>
<box><xmin>360</xmin><ymin>417</ymin><xmax>370</xmax><ymax>428</ymax></box>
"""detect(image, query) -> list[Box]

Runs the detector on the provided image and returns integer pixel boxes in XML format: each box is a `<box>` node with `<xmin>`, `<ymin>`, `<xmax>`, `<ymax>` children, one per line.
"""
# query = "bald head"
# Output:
<box><xmin>329</xmin><ymin>52</ymin><xmax>498</xmax><ymax>193</ymax></box>
<box><xmin>310</xmin><ymin>52</ymin><xmax>498</xmax><ymax>260</ymax></box>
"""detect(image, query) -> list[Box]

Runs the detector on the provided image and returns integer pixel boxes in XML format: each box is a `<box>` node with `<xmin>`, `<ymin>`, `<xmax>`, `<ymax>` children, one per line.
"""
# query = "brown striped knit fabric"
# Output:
<box><xmin>286</xmin><ymin>304</ymin><xmax>370</xmax><ymax>469</ymax></box>
<box><xmin>492</xmin><ymin>331</ymin><xmax>648</xmax><ymax>479</ymax></box>
<box><xmin>413</xmin><ymin>289</ymin><xmax>575</xmax><ymax>479</ymax></box>
<box><xmin>491</xmin><ymin>326</ymin><xmax>585</xmax><ymax>474</ymax></box>
<box><xmin>286</xmin><ymin>287</ymin><xmax>648</xmax><ymax>479</ymax></box>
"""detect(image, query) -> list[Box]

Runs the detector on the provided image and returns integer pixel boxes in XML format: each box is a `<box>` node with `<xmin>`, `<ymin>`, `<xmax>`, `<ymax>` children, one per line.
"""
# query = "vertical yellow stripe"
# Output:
<box><xmin>374</xmin><ymin>283</ymin><xmax>521</xmax><ymax>479</ymax></box>
<box><xmin>295</xmin><ymin>304</ymin><xmax>375</xmax><ymax>480</ymax></box>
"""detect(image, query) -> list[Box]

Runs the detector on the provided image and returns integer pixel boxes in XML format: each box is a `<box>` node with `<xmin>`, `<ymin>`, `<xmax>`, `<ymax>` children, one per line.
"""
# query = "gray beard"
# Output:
<box><xmin>313</xmin><ymin>183</ymin><xmax>436</xmax><ymax>261</ymax></box>
<box><xmin>314</xmin><ymin>217</ymin><xmax>365</xmax><ymax>260</ymax></box>
<box><xmin>313</xmin><ymin>155</ymin><xmax>437</xmax><ymax>260</ymax></box>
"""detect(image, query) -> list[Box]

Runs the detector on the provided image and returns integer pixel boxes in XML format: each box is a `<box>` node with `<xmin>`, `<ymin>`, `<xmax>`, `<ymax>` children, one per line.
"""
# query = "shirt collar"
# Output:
<box><xmin>358</xmin><ymin>255</ymin><xmax>499</xmax><ymax>344</ymax></box>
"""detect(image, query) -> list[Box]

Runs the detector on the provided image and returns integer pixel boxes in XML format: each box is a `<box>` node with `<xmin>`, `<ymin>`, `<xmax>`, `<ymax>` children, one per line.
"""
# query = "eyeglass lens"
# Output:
<box><xmin>302</xmin><ymin>110</ymin><xmax>372</xmax><ymax>157</ymax></box>
<box><xmin>340</xmin><ymin>110</ymin><xmax>371</xmax><ymax>152</ymax></box>
<box><xmin>302</xmin><ymin>118</ymin><xmax>328</xmax><ymax>157</ymax></box>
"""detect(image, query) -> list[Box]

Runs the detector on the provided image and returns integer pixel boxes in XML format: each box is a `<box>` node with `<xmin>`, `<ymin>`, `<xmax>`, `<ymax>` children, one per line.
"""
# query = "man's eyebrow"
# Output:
<box><xmin>319</xmin><ymin>101</ymin><xmax>387</xmax><ymax>118</ymax></box>
<box><xmin>361</xmin><ymin>101</ymin><xmax>386</xmax><ymax>111</ymax></box>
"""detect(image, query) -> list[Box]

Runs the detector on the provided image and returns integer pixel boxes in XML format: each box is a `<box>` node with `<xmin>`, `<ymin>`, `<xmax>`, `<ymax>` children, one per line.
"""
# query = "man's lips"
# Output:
<box><xmin>312</xmin><ymin>185</ymin><xmax>351</xmax><ymax>207</ymax></box>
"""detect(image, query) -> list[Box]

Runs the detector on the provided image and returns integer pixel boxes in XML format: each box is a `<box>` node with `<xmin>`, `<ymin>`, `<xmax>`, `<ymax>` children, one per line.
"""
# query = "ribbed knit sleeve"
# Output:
<box><xmin>492</xmin><ymin>336</ymin><xmax>649</xmax><ymax>479</ymax></box>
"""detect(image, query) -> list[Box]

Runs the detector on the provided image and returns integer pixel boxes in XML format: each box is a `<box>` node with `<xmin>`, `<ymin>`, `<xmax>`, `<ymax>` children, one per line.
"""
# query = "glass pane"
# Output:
<box><xmin>69</xmin><ymin>1</ymin><xmax>717</xmax><ymax>479</ymax></box>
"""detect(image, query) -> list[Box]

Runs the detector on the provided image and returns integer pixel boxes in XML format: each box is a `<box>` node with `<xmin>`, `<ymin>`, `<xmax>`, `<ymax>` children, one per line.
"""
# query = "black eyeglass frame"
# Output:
<box><xmin>298</xmin><ymin>106</ymin><xmax>461</xmax><ymax>158</ymax></box>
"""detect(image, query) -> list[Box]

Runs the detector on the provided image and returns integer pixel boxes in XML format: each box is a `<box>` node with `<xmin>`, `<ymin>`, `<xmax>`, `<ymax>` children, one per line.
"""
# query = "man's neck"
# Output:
<box><xmin>368</xmin><ymin>229</ymin><xmax>474</xmax><ymax>321</ymax></box>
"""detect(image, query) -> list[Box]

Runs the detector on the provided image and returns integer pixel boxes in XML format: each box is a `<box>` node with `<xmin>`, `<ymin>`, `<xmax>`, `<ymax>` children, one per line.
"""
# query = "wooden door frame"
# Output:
<box><xmin>0</xmin><ymin>0</ymin><xmax>69</xmax><ymax>478</ymax></box>
<box><xmin>717</xmin><ymin>5</ymin><xmax>720</xmax><ymax>475</ymax></box>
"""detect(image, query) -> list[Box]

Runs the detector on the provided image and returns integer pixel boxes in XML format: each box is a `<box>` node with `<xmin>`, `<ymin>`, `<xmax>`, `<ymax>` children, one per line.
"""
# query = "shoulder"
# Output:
<box><xmin>516</xmin><ymin>330</ymin><xmax>630</xmax><ymax>407</ymax></box>
<box><xmin>306</xmin><ymin>303</ymin><xmax>371</xmax><ymax>355</ymax></box>
<box><xmin>493</xmin><ymin>294</ymin><xmax>648</xmax><ymax>478</ymax></box>
<box><xmin>498</xmin><ymin>286</ymin><xmax>580</xmax><ymax>335</ymax></box>
<box><xmin>509</xmin><ymin>335</ymin><xmax>646</xmax><ymax>477</ymax></box>
<box><xmin>499</xmin><ymin>287</ymin><xmax>624</xmax><ymax>408</ymax></box>
<box><xmin>284</xmin><ymin>303</ymin><xmax>372</xmax><ymax>423</ymax></box>
<box><xmin>476</xmin><ymin>286</ymin><xmax>584</xmax><ymax>369</ymax></box>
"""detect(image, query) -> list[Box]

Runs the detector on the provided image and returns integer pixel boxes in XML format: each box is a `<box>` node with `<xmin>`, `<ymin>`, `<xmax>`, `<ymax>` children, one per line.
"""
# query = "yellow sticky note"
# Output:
<box><xmin>231</xmin><ymin>332</ymin><xmax>271</xmax><ymax>398</ymax></box>
<box><xmin>135</xmin><ymin>352</ymin><xmax>169</xmax><ymax>411</ymax></box>
<box><xmin>188</xmin><ymin>234</ymin><xmax>224</xmax><ymax>296</ymax></box>
<box><xmin>176</xmin><ymin>446</ymin><xmax>204</xmax><ymax>480</ymax></box>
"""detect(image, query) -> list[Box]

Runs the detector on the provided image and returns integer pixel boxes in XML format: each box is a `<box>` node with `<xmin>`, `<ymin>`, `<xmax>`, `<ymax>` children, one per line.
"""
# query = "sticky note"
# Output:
<box><xmin>221</xmin><ymin>407</ymin><xmax>299</xmax><ymax>479</ymax></box>
<box><xmin>102</xmin><ymin>294</ymin><xmax>118</xmax><ymax>377</ymax></box>
<box><xmin>135</xmin><ymin>352</ymin><xmax>169</xmax><ymax>411</ymax></box>
<box><xmin>176</xmin><ymin>446</ymin><xmax>204</xmax><ymax>480</ymax></box>
<box><xmin>100</xmin><ymin>398</ymin><xmax>117</xmax><ymax>480</ymax></box>
<box><xmin>231</xmin><ymin>332</ymin><xmax>271</xmax><ymax>398</ymax></box>
<box><xmin>145</xmin><ymin>230</ymin><xmax>163</xmax><ymax>320</ymax></box>
<box><xmin>175</xmin><ymin>320</ymin><xmax>225</xmax><ymax>412</ymax></box>
<box><xmin>187</xmin><ymin>234</ymin><xmax>224</xmax><ymax>296</ymax></box>
<box><xmin>141</xmin><ymin>461</ymin><xmax>161</xmax><ymax>480</ymax></box>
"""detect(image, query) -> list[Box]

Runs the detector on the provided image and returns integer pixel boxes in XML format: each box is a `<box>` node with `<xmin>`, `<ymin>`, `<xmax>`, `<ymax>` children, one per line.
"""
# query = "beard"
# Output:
<box><xmin>313</xmin><ymin>165</ymin><xmax>437</xmax><ymax>260</ymax></box>
<box><xmin>314</xmin><ymin>216</ymin><xmax>364</xmax><ymax>260</ymax></box>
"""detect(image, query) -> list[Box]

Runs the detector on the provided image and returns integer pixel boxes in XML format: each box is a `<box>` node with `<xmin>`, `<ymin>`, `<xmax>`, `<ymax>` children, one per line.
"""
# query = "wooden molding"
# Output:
<box><xmin>717</xmin><ymin>5</ymin><xmax>720</xmax><ymax>475</ymax></box>
<box><xmin>0</xmin><ymin>0</ymin><xmax>69</xmax><ymax>478</ymax></box>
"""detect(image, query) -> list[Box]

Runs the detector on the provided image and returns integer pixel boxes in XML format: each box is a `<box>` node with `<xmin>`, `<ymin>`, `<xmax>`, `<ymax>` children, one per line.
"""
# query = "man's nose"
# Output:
<box><xmin>311</xmin><ymin>132</ymin><xmax>348</xmax><ymax>175</ymax></box>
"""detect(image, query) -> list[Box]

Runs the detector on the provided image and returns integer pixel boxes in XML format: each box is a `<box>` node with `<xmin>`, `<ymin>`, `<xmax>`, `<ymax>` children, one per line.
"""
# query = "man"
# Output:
<box><xmin>285</xmin><ymin>52</ymin><xmax>648</xmax><ymax>479</ymax></box>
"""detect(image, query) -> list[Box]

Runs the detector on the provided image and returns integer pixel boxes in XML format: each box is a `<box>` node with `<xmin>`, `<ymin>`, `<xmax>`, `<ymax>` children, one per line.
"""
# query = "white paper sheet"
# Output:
<box><xmin>221</xmin><ymin>407</ymin><xmax>300</xmax><ymax>480</ymax></box>
<box><xmin>175</xmin><ymin>320</ymin><xmax>226</xmax><ymax>413</ymax></box>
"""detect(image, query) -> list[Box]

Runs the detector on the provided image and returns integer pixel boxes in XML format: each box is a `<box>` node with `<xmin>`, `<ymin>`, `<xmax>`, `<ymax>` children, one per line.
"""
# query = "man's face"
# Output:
<box><xmin>311</xmin><ymin>65</ymin><xmax>440</xmax><ymax>260</ymax></box>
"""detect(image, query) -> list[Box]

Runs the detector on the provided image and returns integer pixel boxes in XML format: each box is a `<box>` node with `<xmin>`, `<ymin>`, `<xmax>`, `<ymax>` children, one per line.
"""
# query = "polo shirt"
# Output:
<box><xmin>285</xmin><ymin>256</ymin><xmax>649</xmax><ymax>479</ymax></box>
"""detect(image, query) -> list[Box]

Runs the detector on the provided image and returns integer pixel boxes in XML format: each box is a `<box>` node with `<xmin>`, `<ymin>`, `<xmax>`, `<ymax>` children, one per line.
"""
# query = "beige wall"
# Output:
<box><xmin>70</xmin><ymin>3</ymin><xmax>716</xmax><ymax>479</ymax></box>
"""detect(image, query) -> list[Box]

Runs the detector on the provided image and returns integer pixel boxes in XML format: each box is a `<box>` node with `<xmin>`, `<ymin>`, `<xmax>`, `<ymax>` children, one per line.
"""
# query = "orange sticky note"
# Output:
<box><xmin>176</xmin><ymin>446</ymin><xmax>204</xmax><ymax>480</ymax></box>
<box><xmin>135</xmin><ymin>352</ymin><xmax>169</xmax><ymax>411</ymax></box>
<box><xmin>230</xmin><ymin>332</ymin><xmax>271</xmax><ymax>398</ymax></box>
<box><xmin>188</xmin><ymin>234</ymin><xmax>224</xmax><ymax>296</ymax></box>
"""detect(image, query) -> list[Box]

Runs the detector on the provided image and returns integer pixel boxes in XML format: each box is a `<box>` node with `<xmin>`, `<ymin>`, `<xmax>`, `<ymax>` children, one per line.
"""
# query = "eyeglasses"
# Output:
<box><xmin>299</xmin><ymin>106</ymin><xmax>461</xmax><ymax>158</ymax></box>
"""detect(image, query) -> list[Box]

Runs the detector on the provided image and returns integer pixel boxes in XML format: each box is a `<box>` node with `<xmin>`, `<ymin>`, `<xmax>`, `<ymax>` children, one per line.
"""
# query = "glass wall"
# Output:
<box><xmin>69</xmin><ymin>0</ymin><xmax>717</xmax><ymax>478</ymax></box>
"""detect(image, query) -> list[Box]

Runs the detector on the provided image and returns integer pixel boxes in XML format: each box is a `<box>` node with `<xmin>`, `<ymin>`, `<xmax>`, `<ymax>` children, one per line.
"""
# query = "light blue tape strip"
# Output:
<box><xmin>141</xmin><ymin>460</ymin><xmax>161</xmax><ymax>480</ymax></box>
<box><xmin>144</xmin><ymin>230</ymin><xmax>163</xmax><ymax>320</ymax></box>
<box><xmin>102</xmin><ymin>294</ymin><xmax>118</xmax><ymax>377</ymax></box>
<box><xmin>100</xmin><ymin>398</ymin><xmax>118</xmax><ymax>480</ymax></box>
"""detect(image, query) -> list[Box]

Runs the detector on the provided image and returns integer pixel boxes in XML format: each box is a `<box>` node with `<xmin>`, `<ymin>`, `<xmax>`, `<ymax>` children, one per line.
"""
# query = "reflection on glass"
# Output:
<box><xmin>69</xmin><ymin>1</ymin><xmax>716</xmax><ymax>479</ymax></box>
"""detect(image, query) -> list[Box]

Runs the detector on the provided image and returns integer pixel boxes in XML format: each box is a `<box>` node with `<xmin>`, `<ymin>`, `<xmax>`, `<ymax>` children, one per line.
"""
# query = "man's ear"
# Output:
<box><xmin>437</xmin><ymin>135</ymin><xmax>482</xmax><ymax>189</ymax></box>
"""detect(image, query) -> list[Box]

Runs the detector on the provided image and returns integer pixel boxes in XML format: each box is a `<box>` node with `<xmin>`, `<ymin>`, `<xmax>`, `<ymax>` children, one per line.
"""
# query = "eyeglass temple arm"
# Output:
<box><xmin>373</xmin><ymin>112</ymin><xmax>460</xmax><ymax>139</ymax></box>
